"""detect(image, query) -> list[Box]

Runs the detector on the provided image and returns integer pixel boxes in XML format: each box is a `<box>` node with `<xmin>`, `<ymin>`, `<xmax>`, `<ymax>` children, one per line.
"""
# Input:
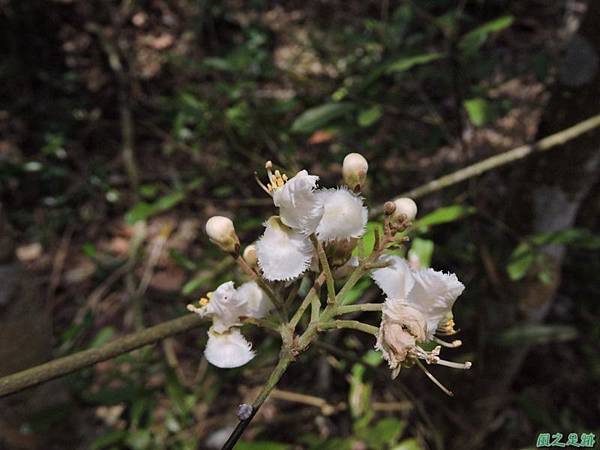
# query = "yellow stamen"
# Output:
<box><xmin>199</xmin><ymin>297</ymin><xmax>209</xmax><ymax>306</ymax></box>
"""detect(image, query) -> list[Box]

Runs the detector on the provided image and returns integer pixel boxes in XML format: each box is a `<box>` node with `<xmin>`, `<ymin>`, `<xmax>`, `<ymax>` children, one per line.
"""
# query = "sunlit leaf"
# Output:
<box><xmin>506</xmin><ymin>242</ymin><xmax>535</xmax><ymax>281</ymax></box>
<box><xmin>357</xmin><ymin>105</ymin><xmax>383</xmax><ymax>127</ymax></box>
<box><xmin>386</xmin><ymin>53</ymin><xmax>445</xmax><ymax>73</ymax></box>
<box><xmin>291</xmin><ymin>102</ymin><xmax>355</xmax><ymax>133</ymax></box>
<box><xmin>392</xmin><ymin>438</ymin><xmax>424</xmax><ymax>450</ymax></box>
<box><xmin>414</xmin><ymin>205</ymin><xmax>475</xmax><ymax>230</ymax></box>
<box><xmin>464</xmin><ymin>97</ymin><xmax>495</xmax><ymax>127</ymax></box>
<box><xmin>459</xmin><ymin>15</ymin><xmax>514</xmax><ymax>55</ymax></box>
<box><xmin>236</xmin><ymin>442</ymin><xmax>290</xmax><ymax>450</ymax></box>
<box><xmin>408</xmin><ymin>238</ymin><xmax>434</xmax><ymax>268</ymax></box>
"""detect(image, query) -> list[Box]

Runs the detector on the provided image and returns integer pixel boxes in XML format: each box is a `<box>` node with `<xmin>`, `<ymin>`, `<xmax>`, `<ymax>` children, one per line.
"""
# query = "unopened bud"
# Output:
<box><xmin>242</xmin><ymin>244</ymin><xmax>258</xmax><ymax>267</ymax></box>
<box><xmin>391</xmin><ymin>198</ymin><xmax>417</xmax><ymax>222</ymax></box>
<box><xmin>205</xmin><ymin>216</ymin><xmax>240</xmax><ymax>254</ymax></box>
<box><xmin>383</xmin><ymin>201</ymin><xmax>396</xmax><ymax>216</ymax></box>
<box><xmin>342</xmin><ymin>153</ymin><xmax>368</xmax><ymax>192</ymax></box>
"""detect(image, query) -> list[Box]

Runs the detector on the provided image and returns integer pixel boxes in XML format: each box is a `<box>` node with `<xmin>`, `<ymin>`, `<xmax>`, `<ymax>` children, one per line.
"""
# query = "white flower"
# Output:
<box><xmin>187</xmin><ymin>281</ymin><xmax>246</xmax><ymax>333</ymax></box>
<box><xmin>256</xmin><ymin>216</ymin><xmax>313</xmax><ymax>281</ymax></box>
<box><xmin>272</xmin><ymin>170</ymin><xmax>323</xmax><ymax>234</ymax></box>
<box><xmin>204</xmin><ymin>328</ymin><xmax>255</xmax><ymax>368</ymax></box>
<box><xmin>314</xmin><ymin>187</ymin><xmax>368</xmax><ymax>242</ymax></box>
<box><xmin>235</xmin><ymin>281</ymin><xmax>274</xmax><ymax>319</ymax></box>
<box><xmin>372</xmin><ymin>255</ymin><xmax>470</xmax><ymax>376</ymax></box>
<box><xmin>205</xmin><ymin>216</ymin><xmax>240</xmax><ymax>253</ymax></box>
<box><xmin>372</xmin><ymin>255</ymin><xmax>464</xmax><ymax>338</ymax></box>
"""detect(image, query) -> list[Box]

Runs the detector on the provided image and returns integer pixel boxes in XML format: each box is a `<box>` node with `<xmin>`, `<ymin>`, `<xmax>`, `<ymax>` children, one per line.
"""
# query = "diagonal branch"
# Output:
<box><xmin>0</xmin><ymin>314</ymin><xmax>206</xmax><ymax>398</ymax></box>
<box><xmin>370</xmin><ymin>113</ymin><xmax>600</xmax><ymax>217</ymax></box>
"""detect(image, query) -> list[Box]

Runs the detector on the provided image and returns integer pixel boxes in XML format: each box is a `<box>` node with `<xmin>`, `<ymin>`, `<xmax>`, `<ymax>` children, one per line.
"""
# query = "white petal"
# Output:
<box><xmin>273</xmin><ymin>170</ymin><xmax>323</xmax><ymax>233</ymax></box>
<box><xmin>236</xmin><ymin>281</ymin><xmax>274</xmax><ymax>319</ymax></box>
<box><xmin>314</xmin><ymin>187</ymin><xmax>368</xmax><ymax>242</ymax></box>
<box><xmin>204</xmin><ymin>328</ymin><xmax>255</xmax><ymax>368</ymax></box>
<box><xmin>256</xmin><ymin>217</ymin><xmax>313</xmax><ymax>281</ymax></box>
<box><xmin>371</xmin><ymin>255</ymin><xmax>415</xmax><ymax>301</ymax></box>
<box><xmin>408</xmin><ymin>268</ymin><xmax>465</xmax><ymax>337</ymax></box>
<box><xmin>206</xmin><ymin>281</ymin><xmax>247</xmax><ymax>333</ymax></box>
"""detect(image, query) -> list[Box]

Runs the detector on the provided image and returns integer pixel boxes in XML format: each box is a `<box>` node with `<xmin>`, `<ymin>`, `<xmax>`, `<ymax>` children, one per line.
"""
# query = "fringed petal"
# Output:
<box><xmin>409</xmin><ymin>268</ymin><xmax>465</xmax><ymax>338</ymax></box>
<box><xmin>204</xmin><ymin>328</ymin><xmax>255</xmax><ymax>368</ymax></box>
<box><xmin>371</xmin><ymin>255</ymin><xmax>415</xmax><ymax>301</ymax></box>
<box><xmin>315</xmin><ymin>187</ymin><xmax>368</xmax><ymax>242</ymax></box>
<box><xmin>256</xmin><ymin>217</ymin><xmax>313</xmax><ymax>281</ymax></box>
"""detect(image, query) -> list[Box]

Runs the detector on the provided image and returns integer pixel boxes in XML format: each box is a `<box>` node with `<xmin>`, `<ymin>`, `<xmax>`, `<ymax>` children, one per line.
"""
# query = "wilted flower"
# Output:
<box><xmin>372</xmin><ymin>256</ymin><xmax>470</xmax><ymax>378</ymax></box>
<box><xmin>256</xmin><ymin>216</ymin><xmax>313</xmax><ymax>281</ymax></box>
<box><xmin>342</xmin><ymin>152</ymin><xmax>368</xmax><ymax>192</ymax></box>
<box><xmin>314</xmin><ymin>187</ymin><xmax>368</xmax><ymax>242</ymax></box>
<box><xmin>204</xmin><ymin>328</ymin><xmax>255</xmax><ymax>368</ymax></box>
<box><xmin>205</xmin><ymin>216</ymin><xmax>240</xmax><ymax>254</ymax></box>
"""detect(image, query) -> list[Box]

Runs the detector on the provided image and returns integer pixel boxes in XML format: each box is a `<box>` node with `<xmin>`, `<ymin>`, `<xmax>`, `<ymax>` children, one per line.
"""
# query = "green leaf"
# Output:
<box><xmin>88</xmin><ymin>326</ymin><xmax>115</xmax><ymax>348</ymax></box>
<box><xmin>415</xmin><ymin>205</ymin><xmax>475</xmax><ymax>230</ymax></box>
<box><xmin>496</xmin><ymin>324</ymin><xmax>578</xmax><ymax>346</ymax></box>
<box><xmin>362</xmin><ymin>418</ymin><xmax>407</xmax><ymax>450</ymax></box>
<box><xmin>459</xmin><ymin>16</ymin><xmax>514</xmax><ymax>55</ymax></box>
<box><xmin>408</xmin><ymin>238</ymin><xmax>434</xmax><ymax>268</ymax></box>
<box><xmin>349</xmin><ymin>363</ymin><xmax>372</xmax><ymax>418</ymax></box>
<box><xmin>291</xmin><ymin>102</ymin><xmax>355</xmax><ymax>133</ymax></box>
<box><xmin>392</xmin><ymin>438</ymin><xmax>424</xmax><ymax>450</ymax></box>
<box><xmin>386</xmin><ymin>52</ymin><xmax>444</xmax><ymax>73</ymax></box>
<box><xmin>357</xmin><ymin>105</ymin><xmax>383</xmax><ymax>127</ymax></box>
<box><xmin>90</xmin><ymin>430</ymin><xmax>128</xmax><ymax>450</ymax></box>
<box><xmin>125</xmin><ymin>191</ymin><xmax>185</xmax><ymax>224</ymax></box>
<box><xmin>506</xmin><ymin>242</ymin><xmax>535</xmax><ymax>281</ymax></box>
<box><xmin>464</xmin><ymin>97</ymin><xmax>495</xmax><ymax>127</ymax></box>
<box><xmin>125</xmin><ymin>430</ymin><xmax>152</xmax><ymax>450</ymax></box>
<box><xmin>354</xmin><ymin>222</ymin><xmax>382</xmax><ymax>257</ymax></box>
<box><xmin>236</xmin><ymin>442</ymin><xmax>290</xmax><ymax>450</ymax></box>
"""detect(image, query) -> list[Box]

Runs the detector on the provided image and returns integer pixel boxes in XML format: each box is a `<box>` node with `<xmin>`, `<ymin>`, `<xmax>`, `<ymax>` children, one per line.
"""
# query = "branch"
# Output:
<box><xmin>370</xmin><ymin>113</ymin><xmax>600</xmax><ymax>216</ymax></box>
<box><xmin>310</xmin><ymin>234</ymin><xmax>336</xmax><ymax>304</ymax></box>
<box><xmin>220</xmin><ymin>350</ymin><xmax>294</xmax><ymax>450</ymax></box>
<box><xmin>0</xmin><ymin>314</ymin><xmax>206</xmax><ymax>398</ymax></box>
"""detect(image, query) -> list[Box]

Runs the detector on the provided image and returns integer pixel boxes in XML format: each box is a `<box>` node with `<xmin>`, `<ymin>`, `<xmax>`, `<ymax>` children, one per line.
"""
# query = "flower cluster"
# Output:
<box><xmin>188</xmin><ymin>152</ymin><xmax>470</xmax><ymax>395</ymax></box>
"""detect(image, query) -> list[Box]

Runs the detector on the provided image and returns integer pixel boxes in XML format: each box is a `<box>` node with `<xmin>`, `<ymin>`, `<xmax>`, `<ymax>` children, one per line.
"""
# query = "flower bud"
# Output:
<box><xmin>205</xmin><ymin>216</ymin><xmax>240</xmax><ymax>254</ymax></box>
<box><xmin>242</xmin><ymin>244</ymin><xmax>258</xmax><ymax>268</ymax></box>
<box><xmin>342</xmin><ymin>153</ymin><xmax>368</xmax><ymax>192</ymax></box>
<box><xmin>391</xmin><ymin>198</ymin><xmax>417</xmax><ymax>222</ymax></box>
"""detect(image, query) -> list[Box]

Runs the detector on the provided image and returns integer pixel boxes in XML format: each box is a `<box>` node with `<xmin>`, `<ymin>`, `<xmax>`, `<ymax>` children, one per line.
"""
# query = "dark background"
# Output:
<box><xmin>1</xmin><ymin>1</ymin><xmax>599</xmax><ymax>449</ymax></box>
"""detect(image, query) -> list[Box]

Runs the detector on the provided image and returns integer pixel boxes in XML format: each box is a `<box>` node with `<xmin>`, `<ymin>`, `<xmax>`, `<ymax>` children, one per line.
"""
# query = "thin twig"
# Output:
<box><xmin>370</xmin><ymin>113</ymin><xmax>600</xmax><ymax>216</ymax></box>
<box><xmin>335</xmin><ymin>303</ymin><xmax>384</xmax><ymax>315</ymax></box>
<box><xmin>290</xmin><ymin>273</ymin><xmax>325</xmax><ymax>329</ymax></box>
<box><xmin>318</xmin><ymin>320</ymin><xmax>379</xmax><ymax>336</ymax></box>
<box><xmin>310</xmin><ymin>235</ymin><xmax>336</xmax><ymax>304</ymax></box>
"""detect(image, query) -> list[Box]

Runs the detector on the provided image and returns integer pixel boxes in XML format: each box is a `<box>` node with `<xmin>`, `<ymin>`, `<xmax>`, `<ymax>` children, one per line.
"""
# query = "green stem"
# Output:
<box><xmin>318</xmin><ymin>320</ymin><xmax>379</xmax><ymax>336</ymax></box>
<box><xmin>310</xmin><ymin>235</ymin><xmax>336</xmax><ymax>304</ymax></box>
<box><xmin>335</xmin><ymin>303</ymin><xmax>383</xmax><ymax>315</ymax></box>
<box><xmin>290</xmin><ymin>273</ymin><xmax>324</xmax><ymax>329</ymax></box>
<box><xmin>221</xmin><ymin>350</ymin><xmax>294</xmax><ymax>450</ymax></box>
